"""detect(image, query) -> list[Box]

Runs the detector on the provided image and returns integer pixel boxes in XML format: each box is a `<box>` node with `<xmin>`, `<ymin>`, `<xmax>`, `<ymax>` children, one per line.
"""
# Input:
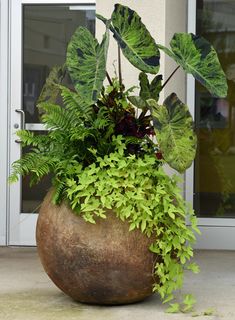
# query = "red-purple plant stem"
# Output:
<box><xmin>118</xmin><ymin>45</ymin><xmax>123</xmax><ymax>91</ymax></box>
<box><xmin>161</xmin><ymin>65</ymin><xmax>180</xmax><ymax>89</ymax></box>
<box><xmin>106</xmin><ymin>72</ymin><xmax>113</xmax><ymax>86</ymax></box>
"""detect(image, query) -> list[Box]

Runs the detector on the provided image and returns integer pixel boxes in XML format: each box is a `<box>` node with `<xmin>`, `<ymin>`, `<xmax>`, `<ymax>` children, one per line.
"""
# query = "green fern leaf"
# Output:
<box><xmin>51</xmin><ymin>180</ymin><xmax>65</xmax><ymax>205</ymax></box>
<box><xmin>59</xmin><ymin>85</ymin><xmax>95</xmax><ymax>122</ymax></box>
<box><xmin>39</xmin><ymin>102</ymin><xmax>72</xmax><ymax>130</ymax></box>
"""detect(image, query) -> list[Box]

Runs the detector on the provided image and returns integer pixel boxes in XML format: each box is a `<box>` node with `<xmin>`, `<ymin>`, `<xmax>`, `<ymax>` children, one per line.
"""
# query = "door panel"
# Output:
<box><xmin>9</xmin><ymin>0</ymin><xmax>95</xmax><ymax>245</ymax></box>
<box><xmin>195</xmin><ymin>0</ymin><xmax>235</xmax><ymax>219</ymax></box>
<box><xmin>187</xmin><ymin>0</ymin><xmax>235</xmax><ymax>249</ymax></box>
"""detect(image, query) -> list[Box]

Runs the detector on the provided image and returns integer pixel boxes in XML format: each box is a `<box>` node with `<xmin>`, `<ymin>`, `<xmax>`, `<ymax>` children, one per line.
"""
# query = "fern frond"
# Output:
<box><xmin>59</xmin><ymin>86</ymin><xmax>94</xmax><ymax>121</ymax></box>
<box><xmin>9</xmin><ymin>151</ymin><xmax>55</xmax><ymax>183</ymax></box>
<box><xmin>124</xmin><ymin>136</ymin><xmax>144</xmax><ymax>145</ymax></box>
<box><xmin>16</xmin><ymin>130</ymin><xmax>48</xmax><ymax>147</ymax></box>
<box><xmin>39</xmin><ymin>102</ymin><xmax>72</xmax><ymax>130</ymax></box>
<box><xmin>70</xmin><ymin>126</ymin><xmax>97</xmax><ymax>142</ymax></box>
<box><xmin>51</xmin><ymin>179</ymin><xmax>65</xmax><ymax>205</ymax></box>
<box><xmin>97</xmin><ymin>140</ymin><xmax>113</xmax><ymax>156</ymax></box>
<box><xmin>93</xmin><ymin>107</ymin><xmax>111</xmax><ymax>130</ymax></box>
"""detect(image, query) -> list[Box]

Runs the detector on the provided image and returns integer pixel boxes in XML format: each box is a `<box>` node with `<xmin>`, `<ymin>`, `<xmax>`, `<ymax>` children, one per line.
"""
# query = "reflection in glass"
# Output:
<box><xmin>23</xmin><ymin>5</ymin><xmax>95</xmax><ymax>123</ymax></box>
<box><xmin>22</xmin><ymin>174</ymin><xmax>52</xmax><ymax>213</ymax></box>
<box><xmin>195</xmin><ymin>0</ymin><xmax>235</xmax><ymax>218</ymax></box>
<box><xmin>21</xmin><ymin>131</ymin><xmax>52</xmax><ymax>213</ymax></box>
<box><xmin>22</xmin><ymin>5</ymin><xmax>95</xmax><ymax>213</ymax></box>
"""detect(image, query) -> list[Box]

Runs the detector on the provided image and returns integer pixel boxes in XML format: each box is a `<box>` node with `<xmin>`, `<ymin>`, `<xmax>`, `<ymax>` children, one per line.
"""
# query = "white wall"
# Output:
<box><xmin>96</xmin><ymin>0</ymin><xmax>166</xmax><ymax>91</ymax></box>
<box><xmin>96</xmin><ymin>0</ymin><xmax>187</xmax><ymax>180</ymax></box>
<box><xmin>163</xmin><ymin>0</ymin><xmax>188</xmax><ymax>179</ymax></box>
<box><xmin>96</xmin><ymin>0</ymin><xmax>187</xmax><ymax>102</ymax></box>
<box><xmin>164</xmin><ymin>0</ymin><xmax>187</xmax><ymax>101</ymax></box>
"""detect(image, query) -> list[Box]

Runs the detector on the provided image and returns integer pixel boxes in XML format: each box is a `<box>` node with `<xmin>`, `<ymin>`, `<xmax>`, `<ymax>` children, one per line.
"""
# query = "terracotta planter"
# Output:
<box><xmin>36</xmin><ymin>191</ymin><xmax>157</xmax><ymax>305</ymax></box>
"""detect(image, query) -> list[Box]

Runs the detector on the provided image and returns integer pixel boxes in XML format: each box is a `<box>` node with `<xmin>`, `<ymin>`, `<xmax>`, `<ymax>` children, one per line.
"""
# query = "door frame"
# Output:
<box><xmin>7</xmin><ymin>0</ymin><xmax>95</xmax><ymax>246</ymax></box>
<box><xmin>186</xmin><ymin>0</ymin><xmax>235</xmax><ymax>249</ymax></box>
<box><xmin>0</xmin><ymin>0</ymin><xmax>10</xmax><ymax>246</ymax></box>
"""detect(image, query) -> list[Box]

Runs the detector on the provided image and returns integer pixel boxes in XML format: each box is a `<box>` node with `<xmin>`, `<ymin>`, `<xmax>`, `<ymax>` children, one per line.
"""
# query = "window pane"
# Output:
<box><xmin>21</xmin><ymin>5</ymin><xmax>95</xmax><ymax>213</ymax></box>
<box><xmin>23</xmin><ymin>5</ymin><xmax>95</xmax><ymax>124</ymax></box>
<box><xmin>195</xmin><ymin>0</ymin><xmax>235</xmax><ymax>218</ymax></box>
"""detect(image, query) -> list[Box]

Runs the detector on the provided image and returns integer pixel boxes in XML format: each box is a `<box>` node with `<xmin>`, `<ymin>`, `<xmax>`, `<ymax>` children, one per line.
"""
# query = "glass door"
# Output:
<box><xmin>9</xmin><ymin>0</ymin><xmax>95</xmax><ymax>245</ymax></box>
<box><xmin>187</xmin><ymin>0</ymin><xmax>235</xmax><ymax>249</ymax></box>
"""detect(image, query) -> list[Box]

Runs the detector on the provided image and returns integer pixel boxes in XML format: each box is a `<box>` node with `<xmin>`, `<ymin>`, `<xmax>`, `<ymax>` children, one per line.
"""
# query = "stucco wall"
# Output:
<box><xmin>164</xmin><ymin>0</ymin><xmax>188</xmax><ymax>178</ymax></box>
<box><xmin>96</xmin><ymin>0</ymin><xmax>187</xmax><ymax>102</ymax></box>
<box><xmin>96</xmin><ymin>0</ymin><xmax>188</xmax><ymax>179</ymax></box>
<box><xmin>164</xmin><ymin>0</ymin><xmax>187</xmax><ymax>101</ymax></box>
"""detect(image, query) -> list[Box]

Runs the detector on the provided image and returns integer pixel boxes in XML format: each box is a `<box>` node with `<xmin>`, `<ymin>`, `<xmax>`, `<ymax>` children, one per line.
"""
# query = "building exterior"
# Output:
<box><xmin>0</xmin><ymin>0</ymin><xmax>234</xmax><ymax>249</ymax></box>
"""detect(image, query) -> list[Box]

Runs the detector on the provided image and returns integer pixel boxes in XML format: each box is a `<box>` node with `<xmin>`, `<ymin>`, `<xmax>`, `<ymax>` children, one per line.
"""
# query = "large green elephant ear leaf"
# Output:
<box><xmin>111</xmin><ymin>4</ymin><xmax>160</xmax><ymax>74</ymax></box>
<box><xmin>148</xmin><ymin>93</ymin><xmax>197</xmax><ymax>173</ymax></box>
<box><xmin>158</xmin><ymin>33</ymin><xmax>228</xmax><ymax>97</ymax></box>
<box><xmin>66</xmin><ymin>26</ymin><xmax>109</xmax><ymax>103</ymax></box>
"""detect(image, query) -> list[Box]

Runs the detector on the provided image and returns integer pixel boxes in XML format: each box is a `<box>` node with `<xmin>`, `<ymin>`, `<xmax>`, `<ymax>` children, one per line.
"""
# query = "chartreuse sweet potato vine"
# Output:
<box><xmin>64</xmin><ymin>136</ymin><xmax>200</xmax><ymax>311</ymax></box>
<box><xmin>9</xmin><ymin>2</ymin><xmax>227</xmax><ymax>313</ymax></box>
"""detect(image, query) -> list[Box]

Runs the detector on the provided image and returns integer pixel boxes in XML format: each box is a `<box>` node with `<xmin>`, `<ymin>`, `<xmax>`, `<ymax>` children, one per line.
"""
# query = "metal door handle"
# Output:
<box><xmin>15</xmin><ymin>109</ymin><xmax>25</xmax><ymax>143</ymax></box>
<box><xmin>15</xmin><ymin>109</ymin><xmax>25</xmax><ymax>130</ymax></box>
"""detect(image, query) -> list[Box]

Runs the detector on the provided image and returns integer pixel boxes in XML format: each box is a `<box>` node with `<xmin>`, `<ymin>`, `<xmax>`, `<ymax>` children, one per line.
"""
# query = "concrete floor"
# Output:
<box><xmin>0</xmin><ymin>248</ymin><xmax>235</xmax><ymax>320</ymax></box>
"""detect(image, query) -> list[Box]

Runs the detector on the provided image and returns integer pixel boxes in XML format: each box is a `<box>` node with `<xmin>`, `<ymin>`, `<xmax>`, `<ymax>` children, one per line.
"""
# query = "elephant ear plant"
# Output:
<box><xmin>10</xmin><ymin>3</ymin><xmax>227</xmax><ymax>313</ymax></box>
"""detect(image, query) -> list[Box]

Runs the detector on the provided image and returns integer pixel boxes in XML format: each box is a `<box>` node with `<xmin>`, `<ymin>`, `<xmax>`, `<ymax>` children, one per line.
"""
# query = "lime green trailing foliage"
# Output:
<box><xmin>9</xmin><ymin>2</ymin><xmax>227</xmax><ymax>312</ymax></box>
<box><xmin>63</xmin><ymin>137</ymin><xmax>200</xmax><ymax>303</ymax></box>
<box><xmin>166</xmin><ymin>294</ymin><xmax>197</xmax><ymax>314</ymax></box>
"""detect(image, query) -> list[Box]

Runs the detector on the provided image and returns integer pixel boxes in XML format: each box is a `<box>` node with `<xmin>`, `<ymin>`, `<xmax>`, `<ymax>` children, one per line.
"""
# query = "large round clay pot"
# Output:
<box><xmin>36</xmin><ymin>191</ymin><xmax>157</xmax><ymax>305</ymax></box>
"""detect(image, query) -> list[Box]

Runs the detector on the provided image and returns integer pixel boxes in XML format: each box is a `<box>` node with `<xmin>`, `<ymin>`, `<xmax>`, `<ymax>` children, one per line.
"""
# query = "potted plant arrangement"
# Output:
<box><xmin>10</xmin><ymin>3</ymin><xmax>227</xmax><ymax>313</ymax></box>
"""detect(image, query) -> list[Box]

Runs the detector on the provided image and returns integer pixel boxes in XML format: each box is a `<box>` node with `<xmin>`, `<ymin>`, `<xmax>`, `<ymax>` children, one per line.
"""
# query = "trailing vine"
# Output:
<box><xmin>9</xmin><ymin>2</ymin><xmax>227</xmax><ymax>313</ymax></box>
<box><xmin>62</xmin><ymin>136</ymin><xmax>200</xmax><ymax>311</ymax></box>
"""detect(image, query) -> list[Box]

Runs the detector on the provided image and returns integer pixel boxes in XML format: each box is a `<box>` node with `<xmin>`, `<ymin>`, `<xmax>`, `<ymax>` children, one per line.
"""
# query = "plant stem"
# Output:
<box><xmin>162</xmin><ymin>65</ymin><xmax>180</xmax><ymax>89</ymax></box>
<box><xmin>139</xmin><ymin>107</ymin><xmax>148</xmax><ymax>120</ymax></box>
<box><xmin>118</xmin><ymin>45</ymin><xmax>123</xmax><ymax>91</ymax></box>
<box><xmin>106</xmin><ymin>72</ymin><xmax>113</xmax><ymax>86</ymax></box>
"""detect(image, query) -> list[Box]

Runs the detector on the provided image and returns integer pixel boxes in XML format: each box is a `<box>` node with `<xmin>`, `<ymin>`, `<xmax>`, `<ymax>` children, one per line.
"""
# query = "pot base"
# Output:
<box><xmin>36</xmin><ymin>191</ymin><xmax>157</xmax><ymax>305</ymax></box>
